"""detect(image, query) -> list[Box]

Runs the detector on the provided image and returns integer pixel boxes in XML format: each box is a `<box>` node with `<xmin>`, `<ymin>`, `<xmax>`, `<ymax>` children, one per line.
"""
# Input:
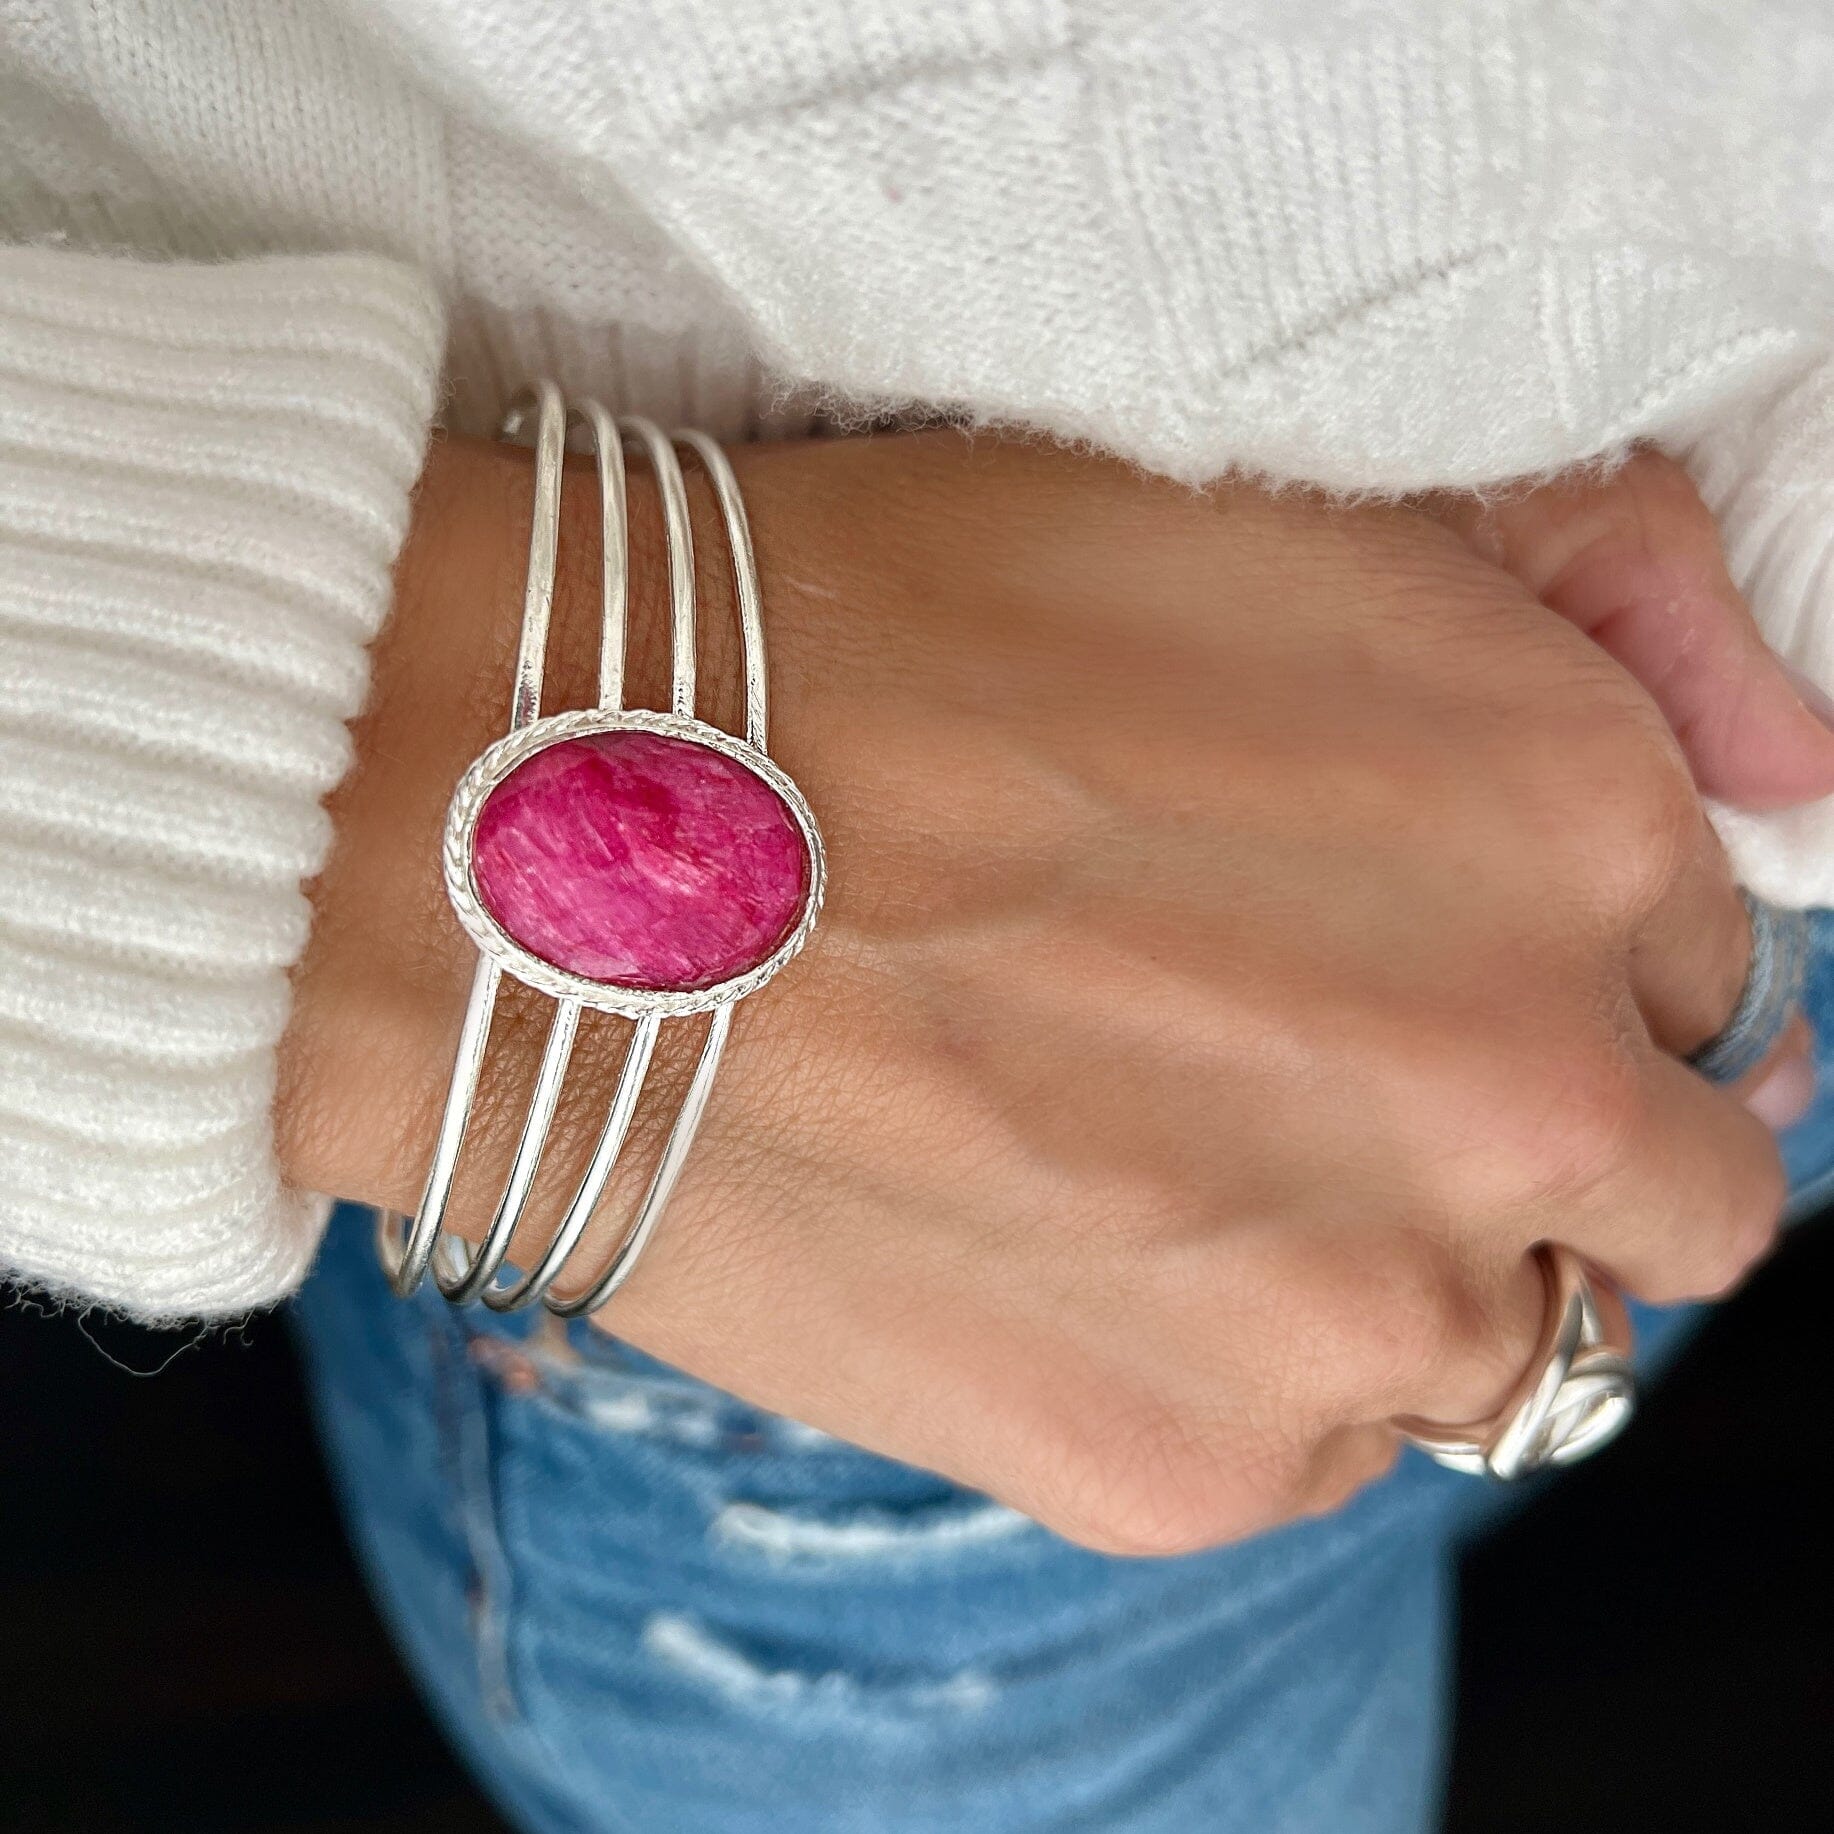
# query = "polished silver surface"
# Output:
<box><xmin>582</xmin><ymin>398</ymin><xmax>631</xmax><ymax>710</ymax></box>
<box><xmin>375</xmin><ymin>382</ymin><xmax>821</xmax><ymax>1317</ymax></box>
<box><xmin>677</xmin><ymin>429</ymin><xmax>769</xmax><ymax>748</ymax></box>
<box><xmin>622</xmin><ymin>414</ymin><xmax>697</xmax><ymax>719</ymax></box>
<box><xmin>503</xmin><ymin>381</ymin><xmax>568</xmax><ymax>731</ymax></box>
<box><xmin>481</xmin><ymin>1012</ymin><xmax>662</xmax><ymax>1313</ymax></box>
<box><xmin>382</xmin><ymin>953</ymin><xmax>502</xmax><ymax>1299</ymax></box>
<box><xmin>544</xmin><ymin>1004</ymin><xmax>734</xmax><ymax>1317</ymax></box>
<box><xmin>1395</xmin><ymin>1244</ymin><xmax>1637</xmax><ymax>1480</ymax></box>
<box><xmin>438</xmin><ymin>996</ymin><xmax>581</xmax><ymax>1305</ymax></box>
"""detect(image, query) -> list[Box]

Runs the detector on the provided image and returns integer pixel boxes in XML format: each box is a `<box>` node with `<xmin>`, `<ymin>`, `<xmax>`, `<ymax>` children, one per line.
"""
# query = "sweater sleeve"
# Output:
<box><xmin>0</xmin><ymin>246</ymin><xmax>445</xmax><ymax>1321</ymax></box>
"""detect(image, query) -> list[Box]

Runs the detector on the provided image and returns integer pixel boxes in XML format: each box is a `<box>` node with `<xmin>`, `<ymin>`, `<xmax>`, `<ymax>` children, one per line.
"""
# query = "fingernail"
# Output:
<box><xmin>1743</xmin><ymin>1045</ymin><xmax>1818</xmax><ymax>1131</ymax></box>
<box><xmin>1783</xmin><ymin>662</ymin><xmax>1834</xmax><ymax>731</ymax></box>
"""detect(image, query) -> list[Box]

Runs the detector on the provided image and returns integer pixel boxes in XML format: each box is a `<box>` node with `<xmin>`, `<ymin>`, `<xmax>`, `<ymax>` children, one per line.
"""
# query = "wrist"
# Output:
<box><xmin>276</xmin><ymin>425</ymin><xmax>826</xmax><ymax>1346</ymax></box>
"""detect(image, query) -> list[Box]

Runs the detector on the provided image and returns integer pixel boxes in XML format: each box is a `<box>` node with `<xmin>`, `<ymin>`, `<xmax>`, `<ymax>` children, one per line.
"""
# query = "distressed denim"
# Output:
<box><xmin>291</xmin><ymin>911</ymin><xmax>1834</xmax><ymax>1834</ymax></box>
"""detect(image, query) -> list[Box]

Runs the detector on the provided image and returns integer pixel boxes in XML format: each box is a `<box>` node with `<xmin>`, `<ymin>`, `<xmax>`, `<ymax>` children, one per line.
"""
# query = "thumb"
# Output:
<box><xmin>1430</xmin><ymin>451</ymin><xmax>1834</xmax><ymax>812</ymax></box>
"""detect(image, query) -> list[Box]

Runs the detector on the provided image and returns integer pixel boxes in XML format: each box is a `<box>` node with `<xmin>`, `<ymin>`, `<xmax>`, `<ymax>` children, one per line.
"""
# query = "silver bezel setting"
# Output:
<box><xmin>443</xmin><ymin>706</ymin><xmax>826</xmax><ymax>1019</ymax></box>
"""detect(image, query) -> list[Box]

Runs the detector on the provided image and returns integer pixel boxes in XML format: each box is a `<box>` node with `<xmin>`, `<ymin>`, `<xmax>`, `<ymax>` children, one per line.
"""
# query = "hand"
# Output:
<box><xmin>282</xmin><ymin>430</ymin><xmax>1815</xmax><ymax>1554</ymax></box>
<box><xmin>1427</xmin><ymin>449</ymin><xmax>1834</xmax><ymax>812</ymax></box>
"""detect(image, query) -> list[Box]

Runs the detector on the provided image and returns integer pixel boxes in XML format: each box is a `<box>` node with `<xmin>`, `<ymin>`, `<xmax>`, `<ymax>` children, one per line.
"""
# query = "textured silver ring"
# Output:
<box><xmin>1394</xmin><ymin>1244</ymin><xmax>1637</xmax><ymax>1480</ymax></box>
<box><xmin>375</xmin><ymin>382</ymin><xmax>825</xmax><ymax>1316</ymax></box>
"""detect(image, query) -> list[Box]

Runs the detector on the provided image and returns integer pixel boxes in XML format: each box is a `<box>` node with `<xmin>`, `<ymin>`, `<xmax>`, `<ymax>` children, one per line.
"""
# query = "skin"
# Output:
<box><xmin>278</xmin><ymin>429</ymin><xmax>1829</xmax><ymax>1557</ymax></box>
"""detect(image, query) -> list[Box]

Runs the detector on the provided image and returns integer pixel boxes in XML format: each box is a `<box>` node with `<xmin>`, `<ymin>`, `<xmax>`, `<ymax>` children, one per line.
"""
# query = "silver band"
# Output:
<box><xmin>375</xmin><ymin>382</ymin><xmax>823</xmax><ymax>1316</ymax></box>
<box><xmin>1394</xmin><ymin>1244</ymin><xmax>1637</xmax><ymax>1480</ymax></box>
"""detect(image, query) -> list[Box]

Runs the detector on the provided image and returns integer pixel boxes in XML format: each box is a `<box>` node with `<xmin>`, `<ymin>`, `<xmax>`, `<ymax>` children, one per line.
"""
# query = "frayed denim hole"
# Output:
<box><xmin>519</xmin><ymin>1357</ymin><xmax>770</xmax><ymax>1451</ymax></box>
<box><xmin>472</xmin><ymin>1315</ymin><xmax>853</xmax><ymax>1458</ymax></box>
<box><xmin>710</xmin><ymin>1494</ymin><xmax>1037</xmax><ymax>1571</ymax></box>
<box><xmin>640</xmin><ymin>1611</ymin><xmax>997</xmax><ymax>1727</ymax></box>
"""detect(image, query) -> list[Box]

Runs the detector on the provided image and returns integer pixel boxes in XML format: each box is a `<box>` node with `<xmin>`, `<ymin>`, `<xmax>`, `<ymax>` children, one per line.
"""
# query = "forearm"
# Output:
<box><xmin>273</xmin><ymin>418</ymin><xmax>1804</xmax><ymax>1552</ymax></box>
<box><xmin>279</xmin><ymin>427</ymin><xmax>860</xmax><ymax>1368</ymax></box>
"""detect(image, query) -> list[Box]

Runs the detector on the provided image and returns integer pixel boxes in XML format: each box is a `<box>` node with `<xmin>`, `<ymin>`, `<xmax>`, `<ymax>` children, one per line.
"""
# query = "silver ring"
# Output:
<box><xmin>1688</xmin><ymin>890</ymin><xmax>1808</xmax><ymax>1086</ymax></box>
<box><xmin>1394</xmin><ymin>1244</ymin><xmax>1637</xmax><ymax>1480</ymax></box>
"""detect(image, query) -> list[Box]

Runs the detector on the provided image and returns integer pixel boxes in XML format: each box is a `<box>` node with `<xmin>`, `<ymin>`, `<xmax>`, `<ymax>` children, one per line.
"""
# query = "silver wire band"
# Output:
<box><xmin>376</xmin><ymin>381</ymin><xmax>807</xmax><ymax>1317</ymax></box>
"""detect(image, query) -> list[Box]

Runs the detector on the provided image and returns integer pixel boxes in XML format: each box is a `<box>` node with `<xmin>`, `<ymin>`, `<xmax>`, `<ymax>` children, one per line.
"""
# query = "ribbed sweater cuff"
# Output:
<box><xmin>0</xmin><ymin>247</ymin><xmax>444</xmax><ymax>1320</ymax></box>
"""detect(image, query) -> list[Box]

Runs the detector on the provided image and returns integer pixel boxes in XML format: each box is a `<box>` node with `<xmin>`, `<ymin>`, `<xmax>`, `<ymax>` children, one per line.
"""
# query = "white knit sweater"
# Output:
<box><xmin>7</xmin><ymin>0</ymin><xmax>1834</xmax><ymax>1318</ymax></box>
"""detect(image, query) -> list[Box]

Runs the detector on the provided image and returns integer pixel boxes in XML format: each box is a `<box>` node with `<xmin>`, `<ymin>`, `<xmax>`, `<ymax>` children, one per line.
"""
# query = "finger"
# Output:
<box><xmin>1400</xmin><ymin>937</ymin><xmax>1803</xmax><ymax>1429</ymax></box>
<box><xmin>1557</xmin><ymin>1044</ymin><xmax>1787</xmax><ymax>1306</ymax></box>
<box><xmin>1428</xmin><ymin>451</ymin><xmax>1834</xmax><ymax>811</ymax></box>
<box><xmin>1732</xmin><ymin>1013</ymin><xmax>1818</xmax><ymax>1133</ymax></box>
<box><xmin>1626</xmin><ymin>799</ymin><xmax>1751</xmax><ymax>1059</ymax></box>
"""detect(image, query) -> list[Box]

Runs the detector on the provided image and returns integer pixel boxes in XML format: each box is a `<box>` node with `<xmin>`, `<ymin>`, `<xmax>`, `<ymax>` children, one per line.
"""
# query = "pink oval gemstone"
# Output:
<box><xmin>471</xmin><ymin>730</ymin><xmax>811</xmax><ymax>993</ymax></box>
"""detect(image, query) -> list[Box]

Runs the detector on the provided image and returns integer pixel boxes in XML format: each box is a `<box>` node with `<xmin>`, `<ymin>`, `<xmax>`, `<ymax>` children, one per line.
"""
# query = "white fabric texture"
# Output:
<box><xmin>6</xmin><ymin>0</ymin><xmax>1834</xmax><ymax>1313</ymax></box>
<box><xmin>0</xmin><ymin>247</ymin><xmax>443</xmax><ymax>1315</ymax></box>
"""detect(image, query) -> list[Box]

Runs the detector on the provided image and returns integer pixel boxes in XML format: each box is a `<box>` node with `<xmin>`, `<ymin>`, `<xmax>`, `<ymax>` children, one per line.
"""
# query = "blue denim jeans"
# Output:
<box><xmin>291</xmin><ymin>912</ymin><xmax>1834</xmax><ymax>1834</ymax></box>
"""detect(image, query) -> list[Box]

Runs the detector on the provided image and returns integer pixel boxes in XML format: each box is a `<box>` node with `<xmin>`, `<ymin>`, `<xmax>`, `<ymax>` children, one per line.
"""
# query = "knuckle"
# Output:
<box><xmin>1501</xmin><ymin>700</ymin><xmax>1698</xmax><ymax>917</ymax></box>
<box><xmin>1527</xmin><ymin>1043</ymin><xmax>1648</xmax><ymax>1200</ymax></box>
<box><xmin>1299</xmin><ymin>1232</ymin><xmax>1493</xmax><ymax>1417</ymax></box>
<box><xmin>1437</xmin><ymin>1035</ymin><xmax>1646</xmax><ymax>1219</ymax></box>
<box><xmin>1578</xmin><ymin>725</ymin><xmax>1701</xmax><ymax>914</ymax></box>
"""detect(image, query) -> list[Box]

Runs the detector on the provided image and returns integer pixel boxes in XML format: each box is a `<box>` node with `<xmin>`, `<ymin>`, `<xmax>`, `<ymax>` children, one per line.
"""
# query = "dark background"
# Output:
<box><xmin>2</xmin><ymin>1218</ymin><xmax>1829</xmax><ymax>1834</ymax></box>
